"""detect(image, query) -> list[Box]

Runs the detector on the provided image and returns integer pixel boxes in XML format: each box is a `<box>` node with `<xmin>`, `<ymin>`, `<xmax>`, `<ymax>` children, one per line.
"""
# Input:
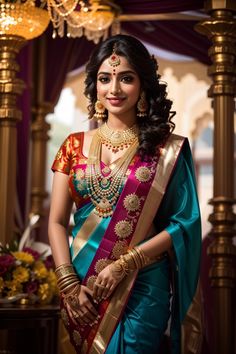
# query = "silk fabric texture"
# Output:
<box><xmin>52</xmin><ymin>132</ymin><xmax>202</xmax><ymax>354</ymax></box>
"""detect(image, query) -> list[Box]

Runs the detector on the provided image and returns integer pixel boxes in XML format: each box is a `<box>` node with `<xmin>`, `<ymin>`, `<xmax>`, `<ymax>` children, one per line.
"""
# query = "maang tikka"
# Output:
<box><xmin>108</xmin><ymin>43</ymin><xmax>121</xmax><ymax>68</ymax></box>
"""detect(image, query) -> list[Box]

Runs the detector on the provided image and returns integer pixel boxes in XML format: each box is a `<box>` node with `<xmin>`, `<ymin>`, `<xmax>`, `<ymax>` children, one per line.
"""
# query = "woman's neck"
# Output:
<box><xmin>106</xmin><ymin>114</ymin><xmax>137</xmax><ymax>130</ymax></box>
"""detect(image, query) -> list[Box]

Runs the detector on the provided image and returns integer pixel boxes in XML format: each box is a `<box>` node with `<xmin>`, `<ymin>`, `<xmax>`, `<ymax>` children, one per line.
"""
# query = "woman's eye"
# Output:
<box><xmin>121</xmin><ymin>76</ymin><xmax>134</xmax><ymax>83</ymax></box>
<box><xmin>98</xmin><ymin>76</ymin><xmax>110</xmax><ymax>83</ymax></box>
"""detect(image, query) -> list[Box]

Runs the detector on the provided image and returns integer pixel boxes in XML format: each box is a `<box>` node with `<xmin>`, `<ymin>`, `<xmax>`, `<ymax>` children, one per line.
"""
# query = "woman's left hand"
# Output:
<box><xmin>93</xmin><ymin>263</ymin><xmax>125</xmax><ymax>302</ymax></box>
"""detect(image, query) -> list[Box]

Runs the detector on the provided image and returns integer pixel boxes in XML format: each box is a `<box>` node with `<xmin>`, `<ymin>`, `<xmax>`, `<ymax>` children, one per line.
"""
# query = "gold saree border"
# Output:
<box><xmin>72</xmin><ymin>210</ymin><xmax>101</xmax><ymax>261</ymax></box>
<box><xmin>87</xmin><ymin>272</ymin><xmax>137</xmax><ymax>354</ymax></box>
<box><xmin>181</xmin><ymin>282</ymin><xmax>203</xmax><ymax>354</ymax></box>
<box><xmin>130</xmin><ymin>134</ymin><xmax>185</xmax><ymax>247</ymax></box>
<box><xmin>88</xmin><ymin>134</ymin><xmax>185</xmax><ymax>354</ymax></box>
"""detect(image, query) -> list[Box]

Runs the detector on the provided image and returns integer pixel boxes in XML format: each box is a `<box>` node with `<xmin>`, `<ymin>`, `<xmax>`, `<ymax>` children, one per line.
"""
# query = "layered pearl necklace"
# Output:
<box><xmin>85</xmin><ymin>125</ymin><xmax>139</xmax><ymax>218</ymax></box>
<box><xmin>97</xmin><ymin>123</ymin><xmax>139</xmax><ymax>153</ymax></box>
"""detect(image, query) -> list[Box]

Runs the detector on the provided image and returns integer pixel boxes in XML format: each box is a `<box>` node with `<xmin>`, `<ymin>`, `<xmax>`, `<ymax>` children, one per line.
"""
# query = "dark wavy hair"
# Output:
<box><xmin>84</xmin><ymin>34</ymin><xmax>175</xmax><ymax>159</ymax></box>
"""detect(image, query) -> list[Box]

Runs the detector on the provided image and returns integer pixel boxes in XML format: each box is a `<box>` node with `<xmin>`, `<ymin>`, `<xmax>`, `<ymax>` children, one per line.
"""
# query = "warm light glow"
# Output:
<box><xmin>0</xmin><ymin>1</ymin><xmax>50</xmax><ymax>40</ymax></box>
<box><xmin>47</xmin><ymin>0</ymin><xmax>120</xmax><ymax>43</ymax></box>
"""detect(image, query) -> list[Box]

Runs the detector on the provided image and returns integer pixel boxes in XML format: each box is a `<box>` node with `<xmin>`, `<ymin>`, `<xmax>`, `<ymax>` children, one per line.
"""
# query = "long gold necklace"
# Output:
<box><xmin>97</xmin><ymin>123</ymin><xmax>139</xmax><ymax>153</ymax></box>
<box><xmin>85</xmin><ymin>131</ymin><xmax>138</xmax><ymax>218</ymax></box>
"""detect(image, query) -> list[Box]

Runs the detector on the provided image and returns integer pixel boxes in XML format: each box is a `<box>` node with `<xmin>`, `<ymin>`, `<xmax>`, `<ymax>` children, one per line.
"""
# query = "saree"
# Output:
<box><xmin>52</xmin><ymin>132</ymin><xmax>202</xmax><ymax>354</ymax></box>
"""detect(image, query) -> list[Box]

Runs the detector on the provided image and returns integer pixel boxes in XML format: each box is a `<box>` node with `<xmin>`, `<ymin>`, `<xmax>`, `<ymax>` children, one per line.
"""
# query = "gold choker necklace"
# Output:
<box><xmin>98</xmin><ymin>123</ymin><xmax>139</xmax><ymax>153</ymax></box>
<box><xmin>85</xmin><ymin>132</ymin><xmax>138</xmax><ymax>218</ymax></box>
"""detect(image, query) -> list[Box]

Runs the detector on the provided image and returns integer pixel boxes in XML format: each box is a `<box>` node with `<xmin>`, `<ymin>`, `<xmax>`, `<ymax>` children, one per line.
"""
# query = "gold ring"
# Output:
<box><xmin>97</xmin><ymin>284</ymin><xmax>105</xmax><ymax>288</ymax></box>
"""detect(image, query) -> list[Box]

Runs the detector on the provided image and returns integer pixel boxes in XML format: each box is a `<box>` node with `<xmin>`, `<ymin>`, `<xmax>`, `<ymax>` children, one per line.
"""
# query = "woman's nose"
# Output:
<box><xmin>110</xmin><ymin>78</ymin><xmax>121</xmax><ymax>95</ymax></box>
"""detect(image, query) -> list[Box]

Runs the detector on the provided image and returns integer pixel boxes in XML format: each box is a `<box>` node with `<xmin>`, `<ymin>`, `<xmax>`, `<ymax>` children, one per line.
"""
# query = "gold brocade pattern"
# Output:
<box><xmin>95</xmin><ymin>259</ymin><xmax>112</xmax><ymax>274</ymax></box>
<box><xmin>123</xmin><ymin>194</ymin><xmax>141</xmax><ymax>212</ymax></box>
<box><xmin>135</xmin><ymin>166</ymin><xmax>152</xmax><ymax>182</ymax></box>
<box><xmin>86</xmin><ymin>275</ymin><xmax>97</xmax><ymax>290</ymax></box>
<box><xmin>181</xmin><ymin>282</ymin><xmax>203</xmax><ymax>354</ymax></box>
<box><xmin>114</xmin><ymin>220</ymin><xmax>133</xmax><ymax>239</ymax></box>
<box><xmin>76</xmin><ymin>168</ymin><xmax>85</xmax><ymax>179</ymax></box>
<box><xmin>51</xmin><ymin>132</ymin><xmax>83</xmax><ymax>177</ymax></box>
<box><xmin>73</xmin><ymin>330</ymin><xmax>82</xmax><ymax>346</ymax></box>
<box><xmin>88</xmin><ymin>135</ymin><xmax>186</xmax><ymax>354</ymax></box>
<box><xmin>112</xmin><ymin>241</ymin><xmax>129</xmax><ymax>259</ymax></box>
<box><xmin>61</xmin><ymin>308</ymin><xmax>70</xmax><ymax>327</ymax></box>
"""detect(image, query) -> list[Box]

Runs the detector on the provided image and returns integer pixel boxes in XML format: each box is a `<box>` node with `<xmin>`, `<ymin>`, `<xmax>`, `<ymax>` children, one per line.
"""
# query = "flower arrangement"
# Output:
<box><xmin>0</xmin><ymin>243</ymin><xmax>58</xmax><ymax>305</ymax></box>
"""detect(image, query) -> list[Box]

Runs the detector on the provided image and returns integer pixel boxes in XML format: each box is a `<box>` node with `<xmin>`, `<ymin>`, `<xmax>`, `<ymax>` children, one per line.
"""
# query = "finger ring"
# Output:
<box><xmin>74</xmin><ymin>313</ymin><xmax>80</xmax><ymax>319</ymax></box>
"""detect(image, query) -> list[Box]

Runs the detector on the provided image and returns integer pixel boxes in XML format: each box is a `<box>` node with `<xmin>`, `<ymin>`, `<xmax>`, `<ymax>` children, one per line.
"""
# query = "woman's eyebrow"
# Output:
<box><xmin>97</xmin><ymin>70</ymin><xmax>137</xmax><ymax>76</ymax></box>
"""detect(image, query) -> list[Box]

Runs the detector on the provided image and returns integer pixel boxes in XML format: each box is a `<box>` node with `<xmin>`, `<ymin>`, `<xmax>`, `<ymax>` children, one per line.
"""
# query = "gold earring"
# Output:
<box><xmin>92</xmin><ymin>100</ymin><xmax>107</xmax><ymax>121</ymax></box>
<box><xmin>137</xmin><ymin>92</ymin><xmax>148</xmax><ymax>118</ymax></box>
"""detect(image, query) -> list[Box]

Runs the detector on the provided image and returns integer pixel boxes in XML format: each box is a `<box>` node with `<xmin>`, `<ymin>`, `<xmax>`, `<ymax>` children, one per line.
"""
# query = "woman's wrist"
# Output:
<box><xmin>55</xmin><ymin>263</ymin><xmax>80</xmax><ymax>295</ymax></box>
<box><xmin>110</xmin><ymin>246</ymin><xmax>154</xmax><ymax>279</ymax></box>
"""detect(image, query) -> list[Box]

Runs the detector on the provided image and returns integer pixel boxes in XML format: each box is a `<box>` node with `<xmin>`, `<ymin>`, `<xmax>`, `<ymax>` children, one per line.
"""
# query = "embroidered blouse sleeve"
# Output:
<box><xmin>51</xmin><ymin>134</ymin><xmax>73</xmax><ymax>175</ymax></box>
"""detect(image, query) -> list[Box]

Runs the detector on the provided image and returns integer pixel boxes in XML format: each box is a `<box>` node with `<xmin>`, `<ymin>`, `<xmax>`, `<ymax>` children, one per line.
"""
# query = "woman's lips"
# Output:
<box><xmin>107</xmin><ymin>97</ymin><xmax>125</xmax><ymax>106</ymax></box>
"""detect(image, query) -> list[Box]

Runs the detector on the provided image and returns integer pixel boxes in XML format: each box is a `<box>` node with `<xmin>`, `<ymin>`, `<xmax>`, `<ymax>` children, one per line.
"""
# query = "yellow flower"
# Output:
<box><xmin>12</xmin><ymin>251</ymin><xmax>34</xmax><ymax>265</ymax></box>
<box><xmin>38</xmin><ymin>283</ymin><xmax>53</xmax><ymax>304</ymax></box>
<box><xmin>12</xmin><ymin>266</ymin><xmax>30</xmax><ymax>283</ymax></box>
<box><xmin>47</xmin><ymin>270</ymin><xmax>58</xmax><ymax>296</ymax></box>
<box><xmin>5</xmin><ymin>280</ymin><xmax>23</xmax><ymax>297</ymax></box>
<box><xmin>33</xmin><ymin>260</ymin><xmax>48</xmax><ymax>279</ymax></box>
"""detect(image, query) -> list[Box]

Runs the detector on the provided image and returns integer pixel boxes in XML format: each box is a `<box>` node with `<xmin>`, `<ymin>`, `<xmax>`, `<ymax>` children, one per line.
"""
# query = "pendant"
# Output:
<box><xmin>95</xmin><ymin>199</ymin><xmax>113</xmax><ymax>218</ymax></box>
<box><xmin>100</xmin><ymin>177</ymin><xmax>110</xmax><ymax>188</ymax></box>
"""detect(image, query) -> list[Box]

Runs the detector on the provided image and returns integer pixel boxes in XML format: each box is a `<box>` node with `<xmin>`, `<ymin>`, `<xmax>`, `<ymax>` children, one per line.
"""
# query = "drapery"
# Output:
<box><xmin>44</xmin><ymin>28</ymin><xmax>95</xmax><ymax>105</ymax></box>
<box><xmin>118</xmin><ymin>0</ymin><xmax>204</xmax><ymax>14</ymax></box>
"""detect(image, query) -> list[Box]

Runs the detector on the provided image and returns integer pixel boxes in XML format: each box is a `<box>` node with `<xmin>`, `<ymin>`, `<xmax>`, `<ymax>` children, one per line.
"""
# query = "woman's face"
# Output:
<box><xmin>96</xmin><ymin>55</ymin><xmax>141</xmax><ymax>119</ymax></box>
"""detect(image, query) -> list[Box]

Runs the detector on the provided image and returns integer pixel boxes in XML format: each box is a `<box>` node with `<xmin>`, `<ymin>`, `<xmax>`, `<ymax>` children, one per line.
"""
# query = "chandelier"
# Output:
<box><xmin>0</xmin><ymin>0</ymin><xmax>50</xmax><ymax>40</ymax></box>
<box><xmin>46</xmin><ymin>0</ymin><xmax>121</xmax><ymax>43</ymax></box>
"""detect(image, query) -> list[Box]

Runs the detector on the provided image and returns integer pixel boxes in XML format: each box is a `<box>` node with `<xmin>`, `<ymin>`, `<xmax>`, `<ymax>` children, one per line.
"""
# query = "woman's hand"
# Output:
<box><xmin>63</xmin><ymin>284</ymin><xmax>99</xmax><ymax>326</ymax></box>
<box><xmin>93</xmin><ymin>263</ymin><xmax>125</xmax><ymax>302</ymax></box>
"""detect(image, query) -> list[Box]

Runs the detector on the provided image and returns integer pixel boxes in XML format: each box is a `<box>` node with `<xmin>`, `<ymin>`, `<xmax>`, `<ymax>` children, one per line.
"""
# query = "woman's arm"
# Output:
<box><xmin>48</xmin><ymin>171</ymin><xmax>73</xmax><ymax>267</ymax></box>
<box><xmin>48</xmin><ymin>171</ymin><xmax>99</xmax><ymax>325</ymax></box>
<box><xmin>138</xmin><ymin>229</ymin><xmax>172</xmax><ymax>258</ymax></box>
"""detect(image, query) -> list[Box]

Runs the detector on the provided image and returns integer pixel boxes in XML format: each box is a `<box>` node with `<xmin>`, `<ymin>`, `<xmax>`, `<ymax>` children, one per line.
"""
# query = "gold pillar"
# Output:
<box><xmin>195</xmin><ymin>2</ymin><xmax>236</xmax><ymax>354</ymax></box>
<box><xmin>31</xmin><ymin>103</ymin><xmax>52</xmax><ymax>216</ymax></box>
<box><xmin>31</xmin><ymin>36</ymin><xmax>53</xmax><ymax>216</ymax></box>
<box><xmin>0</xmin><ymin>35</ymin><xmax>26</xmax><ymax>244</ymax></box>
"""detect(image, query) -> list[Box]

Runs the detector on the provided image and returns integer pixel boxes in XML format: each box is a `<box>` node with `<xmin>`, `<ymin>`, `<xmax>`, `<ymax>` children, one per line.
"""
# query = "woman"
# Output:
<box><xmin>48</xmin><ymin>34</ymin><xmax>202</xmax><ymax>354</ymax></box>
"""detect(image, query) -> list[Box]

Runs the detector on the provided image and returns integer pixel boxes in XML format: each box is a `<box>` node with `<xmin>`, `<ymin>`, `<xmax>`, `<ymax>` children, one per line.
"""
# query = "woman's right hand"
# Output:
<box><xmin>63</xmin><ymin>284</ymin><xmax>99</xmax><ymax>326</ymax></box>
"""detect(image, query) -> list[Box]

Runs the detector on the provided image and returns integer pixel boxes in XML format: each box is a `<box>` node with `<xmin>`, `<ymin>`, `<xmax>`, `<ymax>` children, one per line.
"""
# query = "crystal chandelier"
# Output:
<box><xmin>46</xmin><ymin>0</ymin><xmax>121</xmax><ymax>43</ymax></box>
<box><xmin>0</xmin><ymin>0</ymin><xmax>50</xmax><ymax>40</ymax></box>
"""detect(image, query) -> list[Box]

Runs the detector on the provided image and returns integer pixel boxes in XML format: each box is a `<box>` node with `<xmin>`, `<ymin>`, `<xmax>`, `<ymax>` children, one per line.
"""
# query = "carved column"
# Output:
<box><xmin>195</xmin><ymin>2</ymin><xmax>236</xmax><ymax>354</ymax></box>
<box><xmin>0</xmin><ymin>35</ymin><xmax>26</xmax><ymax>244</ymax></box>
<box><xmin>31</xmin><ymin>103</ymin><xmax>52</xmax><ymax>216</ymax></box>
<box><xmin>31</xmin><ymin>36</ymin><xmax>53</xmax><ymax>216</ymax></box>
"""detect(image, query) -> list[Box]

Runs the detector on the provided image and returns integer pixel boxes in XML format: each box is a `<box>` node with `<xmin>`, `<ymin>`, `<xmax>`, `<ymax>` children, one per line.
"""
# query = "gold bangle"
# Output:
<box><xmin>55</xmin><ymin>264</ymin><xmax>75</xmax><ymax>278</ymax></box>
<box><xmin>59</xmin><ymin>281</ymin><xmax>79</xmax><ymax>294</ymax></box>
<box><xmin>57</xmin><ymin>275</ymin><xmax>79</xmax><ymax>289</ymax></box>
<box><xmin>58</xmin><ymin>277</ymin><xmax>78</xmax><ymax>289</ymax></box>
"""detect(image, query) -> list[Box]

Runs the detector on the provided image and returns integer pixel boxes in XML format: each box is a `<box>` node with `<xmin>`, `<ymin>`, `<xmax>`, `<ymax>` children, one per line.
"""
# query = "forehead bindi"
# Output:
<box><xmin>98</xmin><ymin>57</ymin><xmax>136</xmax><ymax>76</ymax></box>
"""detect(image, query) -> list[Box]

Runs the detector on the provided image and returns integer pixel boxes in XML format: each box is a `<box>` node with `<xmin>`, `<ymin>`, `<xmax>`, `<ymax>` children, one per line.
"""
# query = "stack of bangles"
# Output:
<box><xmin>55</xmin><ymin>263</ymin><xmax>81</xmax><ymax>308</ymax></box>
<box><xmin>110</xmin><ymin>246</ymin><xmax>164</xmax><ymax>279</ymax></box>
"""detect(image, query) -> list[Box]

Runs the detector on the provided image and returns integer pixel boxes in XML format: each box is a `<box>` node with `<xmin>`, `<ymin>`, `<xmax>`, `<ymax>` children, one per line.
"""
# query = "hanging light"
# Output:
<box><xmin>47</xmin><ymin>0</ymin><xmax>121</xmax><ymax>43</ymax></box>
<box><xmin>0</xmin><ymin>0</ymin><xmax>50</xmax><ymax>40</ymax></box>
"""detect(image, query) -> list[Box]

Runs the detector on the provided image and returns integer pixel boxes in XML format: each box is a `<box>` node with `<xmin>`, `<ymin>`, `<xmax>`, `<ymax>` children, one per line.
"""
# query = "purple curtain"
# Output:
<box><xmin>123</xmin><ymin>21</ymin><xmax>211</xmax><ymax>65</ymax></box>
<box><xmin>118</xmin><ymin>0</ymin><xmax>204</xmax><ymax>14</ymax></box>
<box><xmin>44</xmin><ymin>27</ymin><xmax>95</xmax><ymax>105</ymax></box>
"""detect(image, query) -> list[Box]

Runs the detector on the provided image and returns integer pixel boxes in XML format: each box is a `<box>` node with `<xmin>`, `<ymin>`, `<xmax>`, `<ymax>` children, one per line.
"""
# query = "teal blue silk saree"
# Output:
<box><xmin>52</xmin><ymin>133</ymin><xmax>202</xmax><ymax>354</ymax></box>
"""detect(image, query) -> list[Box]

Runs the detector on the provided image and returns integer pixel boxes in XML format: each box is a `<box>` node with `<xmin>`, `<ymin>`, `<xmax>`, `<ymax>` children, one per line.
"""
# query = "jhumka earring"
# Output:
<box><xmin>137</xmin><ymin>92</ymin><xmax>148</xmax><ymax>118</ymax></box>
<box><xmin>92</xmin><ymin>99</ymin><xmax>107</xmax><ymax>121</ymax></box>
